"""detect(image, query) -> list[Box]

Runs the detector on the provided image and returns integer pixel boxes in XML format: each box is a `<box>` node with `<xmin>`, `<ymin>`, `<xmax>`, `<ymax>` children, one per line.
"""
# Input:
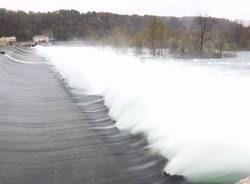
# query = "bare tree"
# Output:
<box><xmin>216</xmin><ymin>31</ymin><xmax>228</xmax><ymax>58</ymax></box>
<box><xmin>147</xmin><ymin>17</ymin><xmax>158</xmax><ymax>56</ymax></box>
<box><xmin>147</xmin><ymin>16</ymin><xmax>166</xmax><ymax>56</ymax></box>
<box><xmin>197</xmin><ymin>15</ymin><xmax>217</xmax><ymax>57</ymax></box>
<box><xmin>233</xmin><ymin>20</ymin><xmax>244</xmax><ymax>49</ymax></box>
<box><xmin>132</xmin><ymin>32</ymin><xmax>145</xmax><ymax>55</ymax></box>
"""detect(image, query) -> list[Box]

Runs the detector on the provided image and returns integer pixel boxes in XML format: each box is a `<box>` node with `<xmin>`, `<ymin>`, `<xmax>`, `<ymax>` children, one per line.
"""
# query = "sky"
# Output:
<box><xmin>0</xmin><ymin>0</ymin><xmax>249</xmax><ymax>21</ymax></box>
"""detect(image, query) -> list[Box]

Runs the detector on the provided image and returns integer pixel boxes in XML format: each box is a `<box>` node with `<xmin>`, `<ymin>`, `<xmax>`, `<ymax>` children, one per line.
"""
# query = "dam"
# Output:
<box><xmin>0</xmin><ymin>47</ymin><xmax>182</xmax><ymax>184</ymax></box>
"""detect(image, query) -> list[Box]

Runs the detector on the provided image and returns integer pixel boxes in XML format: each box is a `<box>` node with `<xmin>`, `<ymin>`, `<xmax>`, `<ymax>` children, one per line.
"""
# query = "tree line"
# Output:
<box><xmin>135</xmin><ymin>16</ymin><xmax>250</xmax><ymax>58</ymax></box>
<box><xmin>1</xmin><ymin>8</ymin><xmax>250</xmax><ymax>58</ymax></box>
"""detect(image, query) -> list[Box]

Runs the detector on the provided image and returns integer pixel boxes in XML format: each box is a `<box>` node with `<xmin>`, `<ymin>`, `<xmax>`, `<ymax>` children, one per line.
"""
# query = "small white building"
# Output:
<box><xmin>33</xmin><ymin>35</ymin><xmax>49</xmax><ymax>43</ymax></box>
<box><xmin>0</xmin><ymin>36</ymin><xmax>16</xmax><ymax>45</ymax></box>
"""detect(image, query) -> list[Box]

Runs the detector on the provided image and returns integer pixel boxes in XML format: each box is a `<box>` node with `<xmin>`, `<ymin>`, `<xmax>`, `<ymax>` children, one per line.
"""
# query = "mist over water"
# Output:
<box><xmin>37</xmin><ymin>45</ymin><xmax>250</xmax><ymax>184</ymax></box>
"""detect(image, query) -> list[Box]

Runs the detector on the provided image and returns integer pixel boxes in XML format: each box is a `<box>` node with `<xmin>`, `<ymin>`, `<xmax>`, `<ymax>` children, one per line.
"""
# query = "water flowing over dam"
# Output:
<box><xmin>37</xmin><ymin>46</ymin><xmax>250</xmax><ymax>184</ymax></box>
<box><xmin>0</xmin><ymin>47</ymin><xmax>181</xmax><ymax>184</ymax></box>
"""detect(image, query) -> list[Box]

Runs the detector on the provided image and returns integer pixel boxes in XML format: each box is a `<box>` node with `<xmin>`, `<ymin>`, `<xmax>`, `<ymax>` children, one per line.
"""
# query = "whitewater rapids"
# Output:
<box><xmin>37</xmin><ymin>45</ymin><xmax>250</xmax><ymax>184</ymax></box>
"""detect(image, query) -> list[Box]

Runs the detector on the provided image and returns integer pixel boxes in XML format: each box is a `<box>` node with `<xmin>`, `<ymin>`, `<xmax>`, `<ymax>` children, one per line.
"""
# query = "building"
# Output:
<box><xmin>0</xmin><ymin>36</ymin><xmax>16</xmax><ymax>45</ymax></box>
<box><xmin>33</xmin><ymin>35</ymin><xmax>50</xmax><ymax>43</ymax></box>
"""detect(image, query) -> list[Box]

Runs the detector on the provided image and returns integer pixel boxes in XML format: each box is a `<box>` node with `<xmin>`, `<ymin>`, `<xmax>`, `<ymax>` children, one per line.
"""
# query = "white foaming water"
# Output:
<box><xmin>37</xmin><ymin>45</ymin><xmax>250</xmax><ymax>184</ymax></box>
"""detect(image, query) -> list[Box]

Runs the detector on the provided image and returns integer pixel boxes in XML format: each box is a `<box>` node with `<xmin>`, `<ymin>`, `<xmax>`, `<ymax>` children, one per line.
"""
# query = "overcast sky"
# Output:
<box><xmin>0</xmin><ymin>0</ymin><xmax>249</xmax><ymax>21</ymax></box>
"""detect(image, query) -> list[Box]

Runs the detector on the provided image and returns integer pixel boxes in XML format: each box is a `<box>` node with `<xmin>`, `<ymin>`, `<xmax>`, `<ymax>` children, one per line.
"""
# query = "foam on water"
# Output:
<box><xmin>37</xmin><ymin>45</ymin><xmax>250</xmax><ymax>183</ymax></box>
